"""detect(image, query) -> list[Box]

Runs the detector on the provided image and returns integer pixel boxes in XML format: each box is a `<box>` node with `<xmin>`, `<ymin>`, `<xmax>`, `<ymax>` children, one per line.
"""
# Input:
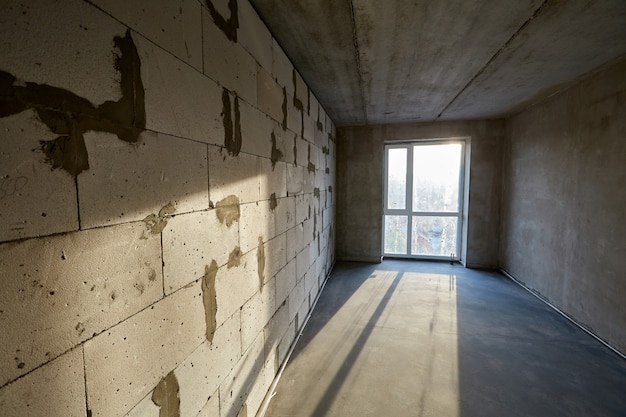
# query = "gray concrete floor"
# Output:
<box><xmin>263</xmin><ymin>260</ymin><xmax>626</xmax><ymax>417</ymax></box>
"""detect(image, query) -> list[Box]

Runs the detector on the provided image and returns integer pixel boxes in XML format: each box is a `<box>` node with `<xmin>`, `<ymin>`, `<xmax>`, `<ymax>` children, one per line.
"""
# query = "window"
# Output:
<box><xmin>383</xmin><ymin>141</ymin><xmax>465</xmax><ymax>259</ymax></box>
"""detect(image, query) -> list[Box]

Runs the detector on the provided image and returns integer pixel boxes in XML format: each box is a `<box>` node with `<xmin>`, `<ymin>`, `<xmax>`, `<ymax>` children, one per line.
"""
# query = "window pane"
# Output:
<box><xmin>412</xmin><ymin>144</ymin><xmax>462</xmax><ymax>212</ymax></box>
<box><xmin>384</xmin><ymin>215</ymin><xmax>407</xmax><ymax>254</ymax></box>
<box><xmin>387</xmin><ymin>148</ymin><xmax>407</xmax><ymax>209</ymax></box>
<box><xmin>411</xmin><ymin>216</ymin><xmax>458</xmax><ymax>257</ymax></box>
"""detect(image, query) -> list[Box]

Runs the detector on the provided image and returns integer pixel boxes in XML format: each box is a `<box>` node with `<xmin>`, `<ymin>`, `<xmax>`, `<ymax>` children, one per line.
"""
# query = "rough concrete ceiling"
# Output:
<box><xmin>249</xmin><ymin>0</ymin><xmax>626</xmax><ymax>126</ymax></box>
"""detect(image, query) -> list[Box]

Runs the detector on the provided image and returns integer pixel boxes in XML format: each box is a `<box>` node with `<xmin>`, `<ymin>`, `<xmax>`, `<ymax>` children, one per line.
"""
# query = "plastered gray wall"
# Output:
<box><xmin>0</xmin><ymin>1</ymin><xmax>336</xmax><ymax>416</ymax></box>
<box><xmin>501</xmin><ymin>57</ymin><xmax>626</xmax><ymax>353</ymax></box>
<box><xmin>336</xmin><ymin>120</ymin><xmax>503</xmax><ymax>267</ymax></box>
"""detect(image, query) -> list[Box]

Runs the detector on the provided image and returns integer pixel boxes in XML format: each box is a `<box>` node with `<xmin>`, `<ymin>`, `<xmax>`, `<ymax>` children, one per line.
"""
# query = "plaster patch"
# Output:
<box><xmin>292</xmin><ymin>70</ymin><xmax>303</xmax><ymax>111</ymax></box>
<box><xmin>205</xmin><ymin>0</ymin><xmax>239</xmax><ymax>42</ymax></box>
<box><xmin>221</xmin><ymin>88</ymin><xmax>242</xmax><ymax>156</ymax></box>
<box><xmin>0</xmin><ymin>30</ymin><xmax>145</xmax><ymax>177</ymax></box>
<box><xmin>307</xmin><ymin>143</ymin><xmax>316</xmax><ymax>173</ymax></box>
<box><xmin>215</xmin><ymin>195</ymin><xmax>240</xmax><ymax>226</ymax></box>
<box><xmin>201</xmin><ymin>260</ymin><xmax>219</xmax><ymax>343</ymax></box>
<box><xmin>257</xmin><ymin>236</ymin><xmax>265</xmax><ymax>290</ymax></box>
<box><xmin>270</xmin><ymin>132</ymin><xmax>284</xmax><ymax>168</ymax></box>
<box><xmin>228</xmin><ymin>246</ymin><xmax>242</xmax><ymax>268</ymax></box>
<box><xmin>143</xmin><ymin>202</ymin><xmax>176</xmax><ymax>235</ymax></box>
<box><xmin>281</xmin><ymin>87</ymin><xmax>288</xmax><ymax>130</ymax></box>
<box><xmin>152</xmin><ymin>371</ymin><xmax>180</xmax><ymax>417</ymax></box>
<box><xmin>269</xmin><ymin>193</ymin><xmax>278</xmax><ymax>211</ymax></box>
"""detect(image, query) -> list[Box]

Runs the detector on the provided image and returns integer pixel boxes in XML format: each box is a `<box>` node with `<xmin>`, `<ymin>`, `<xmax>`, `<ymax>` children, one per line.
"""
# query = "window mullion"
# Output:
<box><xmin>406</xmin><ymin>145</ymin><xmax>414</xmax><ymax>255</ymax></box>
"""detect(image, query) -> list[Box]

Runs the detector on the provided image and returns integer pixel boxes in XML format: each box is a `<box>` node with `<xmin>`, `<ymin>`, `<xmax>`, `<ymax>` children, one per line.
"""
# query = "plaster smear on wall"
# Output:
<box><xmin>0</xmin><ymin>30</ymin><xmax>145</xmax><ymax>176</ymax></box>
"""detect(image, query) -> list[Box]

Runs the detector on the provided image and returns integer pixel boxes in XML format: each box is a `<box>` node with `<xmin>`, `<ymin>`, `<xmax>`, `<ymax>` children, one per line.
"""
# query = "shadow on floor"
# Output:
<box><xmin>265</xmin><ymin>260</ymin><xmax>626</xmax><ymax>417</ymax></box>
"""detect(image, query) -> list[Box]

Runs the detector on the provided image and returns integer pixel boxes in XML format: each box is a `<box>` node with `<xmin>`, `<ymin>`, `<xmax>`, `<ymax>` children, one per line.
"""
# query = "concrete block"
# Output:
<box><xmin>307</xmin><ymin>144</ymin><xmax>324</xmax><ymax>172</ymax></box>
<box><xmin>286</xmin><ymin>92</ymin><xmax>302</xmax><ymax>136</ymax></box>
<box><xmin>219</xmin><ymin>334</ymin><xmax>264</xmax><ymax>417</ymax></box>
<box><xmin>277</xmin><ymin>320</ymin><xmax>296</xmax><ymax>366</ymax></box>
<box><xmin>0</xmin><ymin>223</ymin><xmax>161</xmax><ymax>386</ymax></box>
<box><xmin>175</xmin><ymin>312</ymin><xmax>241</xmax><ymax>417</ymax></box>
<box><xmin>323</xmin><ymin>206</ymin><xmax>332</xmax><ymax>230</ymax></box>
<box><xmin>318</xmin><ymin>106</ymin><xmax>326</xmax><ymax>130</ymax></box>
<box><xmin>240</xmin><ymin>99</ymin><xmax>273</xmax><ymax>159</ymax></box>
<box><xmin>208</xmin><ymin>146</ymin><xmax>260</xmax><ymax>204</ymax></box>
<box><xmin>288</xmin><ymin>279</ymin><xmax>306</xmax><ymax>323</ymax></box>
<box><xmin>239</xmin><ymin>201</ymin><xmax>275</xmax><ymax>254</ymax></box>
<box><xmin>296</xmin><ymin>295</ymin><xmax>310</xmax><ymax>331</ymax></box>
<box><xmin>310</xmin><ymin>94</ymin><xmax>320</xmax><ymax>124</ymax></box>
<box><xmin>302</xmin><ymin>217</ymin><xmax>315</xmax><ymax>248</ymax></box>
<box><xmin>286</xmin><ymin>223</ymin><xmax>304</xmax><ymax>260</ymax></box>
<box><xmin>263</xmin><ymin>302</ymin><xmax>289</xmax><ymax>360</ymax></box>
<box><xmin>316</xmin><ymin>255</ymin><xmax>326</xmax><ymax>284</ymax></box>
<box><xmin>274</xmin><ymin>196</ymin><xmax>296</xmax><ymax>236</ymax></box>
<box><xmin>196</xmin><ymin>393</ymin><xmax>219</xmax><ymax>417</ymax></box>
<box><xmin>91</xmin><ymin>0</ymin><xmax>202</xmax><ymax>70</ymax></box>
<box><xmin>214</xmin><ymin>251</ymin><xmax>260</xmax><ymax>326</ymax></box>
<box><xmin>296</xmin><ymin>245</ymin><xmax>311</xmax><ymax>282</ymax></box>
<box><xmin>260</xmin><ymin>159</ymin><xmax>287</xmax><ymax>202</ymax></box>
<box><xmin>295</xmin><ymin>194</ymin><xmax>310</xmax><ymax>225</ymax></box>
<box><xmin>293</xmin><ymin>70</ymin><xmax>308</xmax><ymax>113</ymax></box>
<box><xmin>0</xmin><ymin>348</ymin><xmax>85</xmax><ymax>417</ymax></box>
<box><xmin>302</xmin><ymin>113</ymin><xmax>315</xmax><ymax>143</ymax></box>
<box><xmin>140</xmin><ymin>38</ymin><xmax>223</xmax><ymax>145</ymax></box>
<box><xmin>0</xmin><ymin>0</ymin><xmax>124</xmax><ymax>106</ymax></box>
<box><xmin>245</xmin><ymin>357</ymin><xmax>275</xmax><ymax>416</ymax></box>
<box><xmin>241</xmin><ymin>279</ymin><xmax>276</xmax><ymax>353</ymax></box>
<box><xmin>310</xmin><ymin>274</ymin><xmax>320</xmax><ymax>303</ymax></box>
<box><xmin>0</xmin><ymin>111</ymin><xmax>78</xmax><ymax>242</ymax></box>
<box><xmin>272</xmin><ymin>40</ymin><xmax>294</xmax><ymax>96</ymax></box>
<box><xmin>314</xmin><ymin>169</ymin><xmax>326</xmax><ymax>193</ymax></box>
<box><xmin>163</xmin><ymin>209</ymin><xmax>238</xmax><ymax>294</ymax></box>
<box><xmin>84</xmin><ymin>282</ymin><xmax>205</xmax><ymax>417</ymax></box>
<box><xmin>257</xmin><ymin>67</ymin><xmax>285</xmax><ymax>122</ymax></box>
<box><xmin>272</xmin><ymin>122</ymin><xmax>296</xmax><ymax>164</ymax></box>
<box><xmin>302</xmin><ymin>262</ymin><xmax>317</xmax><ymax>294</ymax></box>
<box><xmin>295</xmin><ymin>137</ymin><xmax>309</xmax><ymax>167</ymax></box>
<box><xmin>78</xmin><ymin>131</ymin><xmax>209</xmax><ymax>229</ymax></box>
<box><xmin>304</xmin><ymin>267</ymin><xmax>317</xmax><ymax>296</ymax></box>
<box><xmin>286</xmin><ymin>164</ymin><xmax>305</xmax><ymax>196</ymax></box>
<box><xmin>314</xmin><ymin>123</ymin><xmax>326</xmax><ymax>150</ymax></box>
<box><xmin>238</xmin><ymin>0</ymin><xmax>273</xmax><ymax>71</ymax></box>
<box><xmin>264</xmin><ymin>233</ymin><xmax>287</xmax><ymax>281</ymax></box>
<box><xmin>202</xmin><ymin>8</ymin><xmax>257</xmax><ymax>105</ymax></box>
<box><xmin>319</xmin><ymin>190</ymin><xmax>327</xmax><ymax>213</ymax></box>
<box><xmin>304</xmin><ymin>170</ymin><xmax>316</xmax><ymax>194</ymax></box>
<box><xmin>275</xmin><ymin>259</ymin><xmax>297</xmax><ymax>307</ymax></box>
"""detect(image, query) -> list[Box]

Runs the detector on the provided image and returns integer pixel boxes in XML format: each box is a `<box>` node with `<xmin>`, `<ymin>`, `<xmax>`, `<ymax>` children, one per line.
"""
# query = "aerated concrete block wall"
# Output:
<box><xmin>336</xmin><ymin>120</ymin><xmax>503</xmax><ymax>268</ymax></box>
<box><xmin>0</xmin><ymin>0</ymin><xmax>336</xmax><ymax>416</ymax></box>
<box><xmin>501</xmin><ymin>57</ymin><xmax>626</xmax><ymax>353</ymax></box>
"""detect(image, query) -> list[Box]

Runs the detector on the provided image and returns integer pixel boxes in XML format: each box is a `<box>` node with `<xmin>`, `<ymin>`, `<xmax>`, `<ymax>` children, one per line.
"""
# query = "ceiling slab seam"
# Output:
<box><xmin>436</xmin><ymin>0</ymin><xmax>551</xmax><ymax>120</ymax></box>
<box><xmin>349</xmin><ymin>0</ymin><xmax>369</xmax><ymax>124</ymax></box>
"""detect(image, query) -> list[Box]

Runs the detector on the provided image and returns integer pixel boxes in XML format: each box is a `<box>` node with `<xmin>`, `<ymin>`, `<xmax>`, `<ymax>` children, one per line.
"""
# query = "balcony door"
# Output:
<box><xmin>383</xmin><ymin>141</ymin><xmax>465</xmax><ymax>260</ymax></box>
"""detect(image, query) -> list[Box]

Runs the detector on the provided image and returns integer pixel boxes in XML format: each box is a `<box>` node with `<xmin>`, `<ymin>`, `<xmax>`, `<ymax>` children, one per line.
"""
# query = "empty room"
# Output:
<box><xmin>0</xmin><ymin>0</ymin><xmax>625</xmax><ymax>416</ymax></box>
